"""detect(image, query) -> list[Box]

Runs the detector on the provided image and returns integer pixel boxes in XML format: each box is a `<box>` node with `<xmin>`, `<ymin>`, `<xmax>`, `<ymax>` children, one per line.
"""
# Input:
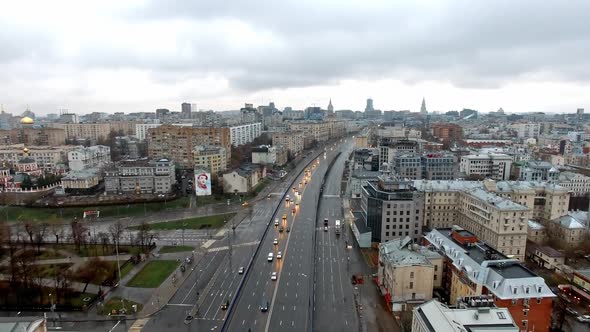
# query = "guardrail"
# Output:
<box><xmin>221</xmin><ymin>147</ymin><xmax>326</xmax><ymax>332</ymax></box>
<box><xmin>310</xmin><ymin>151</ymin><xmax>341</xmax><ymax>332</ymax></box>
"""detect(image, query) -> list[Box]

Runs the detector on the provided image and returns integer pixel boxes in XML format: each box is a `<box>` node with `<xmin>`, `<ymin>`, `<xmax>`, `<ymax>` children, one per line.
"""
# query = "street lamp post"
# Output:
<box><xmin>115</xmin><ymin>237</ymin><xmax>125</xmax><ymax>312</ymax></box>
<box><xmin>182</xmin><ymin>223</ymin><xmax>187</xmax><ymax>246</ymax></box>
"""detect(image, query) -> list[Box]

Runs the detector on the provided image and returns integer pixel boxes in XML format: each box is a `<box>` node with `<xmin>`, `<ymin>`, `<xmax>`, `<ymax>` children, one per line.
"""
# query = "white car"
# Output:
<box><xmin>277</xmin><ymin>251</ymin><xmax>282</xmax><ymax>259</ymax></box>
<box><xmin>274</xmin><ymin>219</ymin><xmax>279</xmax><ymax>226</ymax></box>
<box><xmin>238</xmin><ymin>267</ymin><xmax>244</xmax><ymax>274</ymax></box>
<box><xmin>273</xmin><ymin>238</ymin><xmax>278</xmax><ymax>245</ymax></box>
<box><xmin>577</xmin><ymin>315</ymin><xmax>590</xmax><ymax>322</ymax></box>
<box><xmin>271</xmin><ymin>272</ymin><xmax>277</xmax><ymax>281</ymax></box>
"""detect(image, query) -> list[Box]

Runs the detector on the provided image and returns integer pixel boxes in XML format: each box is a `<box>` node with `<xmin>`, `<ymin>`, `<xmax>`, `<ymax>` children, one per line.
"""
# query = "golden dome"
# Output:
<box><xmin>20</xmin><ymin>116</ymin><xmax>34</xmax><ymax>124</ymax></box>
<box><xmin>23</xmin><ymin>147</ymin><xmax>29</xmax><ymax>154</ymax></box>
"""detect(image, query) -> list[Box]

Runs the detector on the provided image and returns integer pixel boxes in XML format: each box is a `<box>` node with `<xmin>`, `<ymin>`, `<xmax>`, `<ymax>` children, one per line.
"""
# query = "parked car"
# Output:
<box><xmin>577</xmin><ymin>315</ymin><xmax>590</xmax><ymax>322</ymax></box>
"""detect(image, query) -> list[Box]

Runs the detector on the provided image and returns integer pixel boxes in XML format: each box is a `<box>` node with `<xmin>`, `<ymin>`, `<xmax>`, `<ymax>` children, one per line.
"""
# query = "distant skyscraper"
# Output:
<box><xmin>420</xmin><ymin>98</ymin><xmax>428</xmax><ymax>114</ymax></box>
<box><xmin>327</xmin><ymin>99</ymin><xmax>334</xmax><ymax>113</ymax></box>
<box><xmin>181</xmin><ymin>103</ymin><xmax>192</xmax><ymax>119</ymax></box>
<box><xmin>365</xmin><ymin>98</ymin><xmax>374</xmax><ymax>112</ymax></box>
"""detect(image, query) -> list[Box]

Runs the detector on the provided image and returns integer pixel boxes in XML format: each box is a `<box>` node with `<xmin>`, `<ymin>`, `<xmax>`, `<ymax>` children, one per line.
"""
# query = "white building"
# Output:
<box><xmin>558</xmin><ymin>171</ymin><xmax>590</xmax><ymax>197</ymax></box>
<box><xmin>135</xmin><ymin>123</ymin><xmax>161</xmax><ymax>141</ymax></box>
<box><xmin>229</xmin><ymin>122</ymin><xmax>262</xmax><ymax>147</ymax></box>
<box><xmin>515</xmin><ymin>123</ymin><xmax>540</xmax><ymax>139</ymax></box>
<box><xmin>67</xmin><ymin>145</ymin><xmax>111</xmax><ymax>171</ymax></box>
<box><xmin>460</xmin><ymin>153</ymin><xmax>512</xmax><ymax>180</ymax></box>
<box><xmin>412</xmin><ymin>300</ymin><xmax>518</xmax><ymax>332</ymax></box>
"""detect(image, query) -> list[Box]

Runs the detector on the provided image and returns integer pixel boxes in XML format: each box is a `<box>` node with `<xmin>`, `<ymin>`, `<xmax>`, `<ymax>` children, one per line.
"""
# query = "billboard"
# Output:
<box><xmin>195</xmin><ymin>171</ymin><xmax>212</xmax><ymax>196</ymax></box>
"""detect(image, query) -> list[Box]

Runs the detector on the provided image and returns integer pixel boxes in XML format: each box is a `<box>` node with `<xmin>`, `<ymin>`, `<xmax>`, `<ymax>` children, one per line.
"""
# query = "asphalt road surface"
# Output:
<box><xmin>226</xmin><ymin>140</ymin><xmax>348</xmax><ymax>332</ymax></box>
<box><xmin>313</xmin><ymin>139</ymin><xmax>358</xmax><ymax>331</ymax></box>
<box><xmin>142</xmin><ymin>146</ymin><xmax>331</xmax><ymax>332</ymax></box>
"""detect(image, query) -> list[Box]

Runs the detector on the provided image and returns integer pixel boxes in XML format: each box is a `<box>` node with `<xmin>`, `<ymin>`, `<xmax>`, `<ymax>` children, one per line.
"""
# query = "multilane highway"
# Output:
<box><xmin>225</xmin><ymin>139</ymin><xmax>349</xmax><ymax>332</ymax></box>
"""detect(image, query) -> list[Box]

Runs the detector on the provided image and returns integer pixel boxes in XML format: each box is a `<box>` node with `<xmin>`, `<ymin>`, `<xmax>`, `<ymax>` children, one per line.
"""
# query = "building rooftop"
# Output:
<box><xmin>62</xmin><ymin>168</ymin><xmax>101</xmax><ymax>180</ymax></box>
<box><xmin>414</xmin><ymin>300</ymin><xmax>518</xmax><ymax>332</ymax></box>
<box><xmin>554</xmin><ymin>214</ymin><xmax>587</xmax><ymax>229</ymax></box>
<box><xmin>464</xmin><ymin>188</ymin><xmax>529</xmax><ymax>211</ymax></box>
<box><xmin>576</xmin><ymin>269</ymin><xmax>590</xmax><ymax>279</ymax></box>
<box><xmin>379</xmin><ymin>237</ymin><xmax>441</xmax><ymax>267</ymax></box>
<box><xmin>462</xmin><ymin>153</ymin><xmax>512</xmax><ymax>159</ymax></box>
<box><xmin>425</xmin><ymin>228</ymin><xmax>555</xmax><ymax>300</ymax></box>
<box><xmin>413</xmin><ymin>179</ymin><xmax>483</xmax><ymax>192</ymax></box>
<box><xmin>527</xmin><ymin>220</ymin><xmax>545</xmax><ymax>230</ymax></box>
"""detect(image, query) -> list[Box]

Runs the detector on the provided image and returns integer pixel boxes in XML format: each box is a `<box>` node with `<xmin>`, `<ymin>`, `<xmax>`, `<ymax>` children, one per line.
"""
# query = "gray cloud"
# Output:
<box><xmin>1</xmin><ymin>0</ymin><xmax>590</xmax><ymax>113</ymax></box>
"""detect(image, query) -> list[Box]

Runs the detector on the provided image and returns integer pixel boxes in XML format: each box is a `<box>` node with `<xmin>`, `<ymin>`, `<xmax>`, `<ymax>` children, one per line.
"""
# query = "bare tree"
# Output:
<box><xmin>24</xmin><ymin>221</ymin><xmax>36</xmax><ymax>247</ymax></box>
<box><xmin>136</xmin><ymin>221</ymin><xmax>153</xmax><ymax>251</ymax></box>
<box><xmin>108</xmin><ymin>221</ymin><xmax>125</xmax><ymax>249</ymax></box>
<box><xmin>32</xmin><ymin>223</ymin><xmax>48</xmax><ymax>254</ymax></box>
<box><xmin>75</xmin><ymin>257</ymin><xmax>112</xmax><ymax>293</ymax></box>
<box><xmin>70</xmin><ymin>221</ymin><xmax>88</xmax><ymax>252</ymax></box>
<box><xmin>49</xmin><ymin>222</ymin><xmax>64</xmax><ymax>245</ymax></box>
<box><xmin>98</xmin><ymin>232</ymin><xmax>110</xmax><ymax>253</ymax></box>
<box><xmin>0</xmin><ymin>224</ymin><xmax>18</xmax><ymax>283</ymax></box>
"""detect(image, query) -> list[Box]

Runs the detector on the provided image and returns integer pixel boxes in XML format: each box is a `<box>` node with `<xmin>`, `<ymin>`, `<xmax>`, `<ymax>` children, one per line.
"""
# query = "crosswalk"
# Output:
<box><xmin>207</xmin><ymin>240</ymin><xmax>260</xmax><ymax>253</ymax></box>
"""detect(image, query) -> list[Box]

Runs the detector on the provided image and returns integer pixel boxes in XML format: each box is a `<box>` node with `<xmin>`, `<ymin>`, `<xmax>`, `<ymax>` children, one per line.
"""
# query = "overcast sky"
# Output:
<box><xmin>1</xmin><ymin>0</ymin><xmax>590</xmax><ymax>115</ymax></box>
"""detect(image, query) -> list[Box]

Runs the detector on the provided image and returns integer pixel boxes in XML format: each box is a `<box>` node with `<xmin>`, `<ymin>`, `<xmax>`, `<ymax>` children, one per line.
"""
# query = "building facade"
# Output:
<box><xmin>271</xmin><ymin>131</ymin><xmax>305</xmax><ymax>156</ymax></box>
<box><xmin>193</xmin><ymin>145</ymin><xmax>227</xmax><ymax>176</ymax></box>
<box><xmin>460</xmin><ymin>153</ymin><xmax>513</xmax><ymax>180</ymax></box>
<box><xmin>67</xmin><ymin>145</ymin><xmax>111</xmax><ymax>171</ymax></box>
<box><xmin>361</xmin><ymin>176</ymin><xmax>425</xmax><ymax>243</ymax></box>
<box><xmin>515</xmin><ymin>123</ymin><xmax>540</xmax><ymax>139</ymax></box>
<box><xmin>394</xmin><ymin>153</ymin><xmax>455</xmax><ymax>180</ymax></box>
<box><xmin>135</xmin><ymin>123</ymin><xmax>162</xmax><ymax>141</ymax></box>
<box><xmin>229</xmin><ymin>123</ymin><xmax>262</xmax><ymax>147</ymax></box>
<box><xmin>147</xmin><ymin>125</ymin><xmax>231</xmax><ymax>169</ymax></box>
<box><xmin>378</xmin><ymin>237</ymin><xmax>442</xmax><ymax>312</ymax></box>
<box><xmin>288</xmin><ymin>121</ymin><xmax>330</xmax><ymax>142</ymax></box>
<box><xmin>104</xmin><ymin>158</ymin><xmax>176</xmax><ymax>194</ymax></box>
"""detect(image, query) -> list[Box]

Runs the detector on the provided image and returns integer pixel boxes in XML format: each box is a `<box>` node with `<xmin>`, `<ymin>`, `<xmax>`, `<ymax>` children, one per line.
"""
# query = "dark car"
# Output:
<box><xmin>260</xmin><ymin>299</ymin><xmax>269</xmax><ymax>312</ymax></box>
<box><xmin>221</xmin><ymin>299</ymin><xmax>229</xmax><ymax>310</ymax></box>
<box><xmin>286</xmin><ymin>226</ymin><xmax>290</xmax><ymax>233</ymax></box>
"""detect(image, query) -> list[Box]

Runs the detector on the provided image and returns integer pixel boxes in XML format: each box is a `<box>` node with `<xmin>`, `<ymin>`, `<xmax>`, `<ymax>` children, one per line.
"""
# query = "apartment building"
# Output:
<box><xmin>546</xmin><ymin>210</ymin><xmax>588</xmax><ymax>248</ymax></box>
<box><xmin>379</xmin><ymin>139</ymin><xmax>421</xmax><ymax>171</ymax></box>
<box><xmin>424</xmin><ymin>228</ymin><xmax>555</xmax><ymax>332</ymax></box>
<box><xmin>271</xmin><ymin>131</ymin><xmax>305</xmax><ymax>156</ymax></box>
<box><xmin>378</xmin><ymin>237</ymin><xmax>442</xmax><ymax>312</ymax></box>
<box><xmin>104</xmin><ymin>158</ymin><xmax>176</xmax><ymax>194</ymax></box>
<box><xmin>394</xmin><ymin>153</ymin><xmax>455</xmax><ymax>180</ymax></box>
<box><xmin>147</xmin><ymin>125</ymin><xmax>231</xmax><ymax>169</ymax></box>
<box><xmin>229</xmin><ymin>123</ymin><xmax>261</xmax><ymax>147</ymax></box>
<box><xmin>515</xmin><ymin>123</ymin><xmax>540</xmax><ymax>139</ymax></box>
<box><xmin>193</xmin><ymin>145</ymin><xmax>227</xmax><ymax>176</ymax></box>
<box><xmin>251</xmin><ymin>145</ymin><xmax>288</xmax><ymax>166</ymax></box>
<box><xmin>413</xmin><ymin>299</ymin><xmax>518</xmax><ymax>332</ymax></box>
<box><xmin>135</xmin><ymin>123</ymin><xmax>162</xmax><ymax>141</ymax></box>
<box><xmin>457</xmin><ymin>188</ymin><xmax>530</xmax><ymax>260</ymax></box>
<box><xmin>288</xmin><ymin>121</ymin><xmax>330</xmax><ymax>142</ymax></box>
<box><xmin>61</xmin><ymin>168</ymin><xmax>102</xmax><ymax>190</ymax></box>
<box><xmin>67</xmin><ymin>145</ymin><xmax>111</xmax><ymax>171</ymax></box>
<box><xmin>558</xmin><ymin>171</ymin><xmax>590</xmax><ymax>197</ymax></box>
<box><xmin>60</xmin><ymin>123</ymin><xmax>112</xmax><ymax>141</ymax></box>
<box><xmin>360</xmin><ymin>176</ymin><xmax>425</xmax><ymax>243</ymax></box>
<box><xmin>0</xmin><ymin>127</ymin><xmax>66</xmax><ymax>146</ymax></box>
<box><xmin>517</xmin><ymin>161</ymin><xmax>559</xmax><ymax>181</ymax></box>
<box><xmin>460</xmin><ymin>153</ymin><xmax>512</xmax><ymax>180</ymax></box>
<box><xmin>326</xmin><ymin>120</ymin><xmax>346</xmax><ymax>139</ymax></box>
<box><xmin>430</xmin><ymin>123</ymin><xmax>464</xmax><ymax>143</ymax></box>
<box><xmin>527</xmin><ymin>220</ymin><xmax>546</xmax><ymax>244</ymax></box>
<box><xmin>222</xmin><ymin>164</ymin><xmax>265</xmax><ymax>193</ymax></box>
<box><xmin>0</xmin><ymin>144</ymin><xmax>75</xmax><ymax>173</ymax></box>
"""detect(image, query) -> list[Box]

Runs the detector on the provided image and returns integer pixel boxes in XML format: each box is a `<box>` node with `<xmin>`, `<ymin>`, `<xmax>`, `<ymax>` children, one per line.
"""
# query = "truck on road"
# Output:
<box><xmin>335</xmin><ymin>219</ymin><xmax>341</xmax><ymax>235</ymax></box>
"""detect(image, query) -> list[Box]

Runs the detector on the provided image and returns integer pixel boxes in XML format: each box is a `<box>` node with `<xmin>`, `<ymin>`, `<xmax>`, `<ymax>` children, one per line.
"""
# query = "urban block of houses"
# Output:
<box><xmin>222</xmin><ymin>164</ymin><xmax>266</xmax><ymax>194</ymax></box>
<box><xmin>104</xmin><ymin>158</ymin><xmax>176</xmax><ymax>194</ymax></box>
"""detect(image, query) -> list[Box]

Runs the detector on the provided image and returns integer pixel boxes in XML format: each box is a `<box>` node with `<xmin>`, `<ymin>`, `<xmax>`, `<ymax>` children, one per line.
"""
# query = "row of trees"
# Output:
<box><xmin>0</xmin><ymin>220</ymin><xmax>155</xmax><ymax>307</ymax></box>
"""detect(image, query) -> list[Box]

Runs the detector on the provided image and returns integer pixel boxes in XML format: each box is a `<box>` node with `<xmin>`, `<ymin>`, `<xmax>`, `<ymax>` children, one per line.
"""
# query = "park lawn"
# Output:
<box><xmin>129</xmin><ymin>213</ymin><xmax>235</xmax><ymax>231</ymax></box>
<box><xmin>17</xmin><ymin>249</ymin><xmax>66</xmax><ymax>260</ymax></box>
<box><xmin>2</xmin><ymin>196</ymin><xmax>191</xmax><ymax>222</ymax></box>
<box><xmin>53</xmin><ymin>244</ymin><xmax>144</xmax><ymax>257</ymax></box>
<box><xmin>126</xmin><ymin>260</ymin><xmax>179</xmax><ymax>288</ymax></box>
<box><xmin>98</xmin><ymin>297</ymin><xmax>143</xmax><ymax>315</ymax></box>
<box><xmin>36</xmin><ymin>263</ymin><xmax>73</xmax><ymax>278</ymax></box>
<box><xmin>158</xmin><ymin>245</ymin><xmax>195</xmax><ymax>254</ymax></box>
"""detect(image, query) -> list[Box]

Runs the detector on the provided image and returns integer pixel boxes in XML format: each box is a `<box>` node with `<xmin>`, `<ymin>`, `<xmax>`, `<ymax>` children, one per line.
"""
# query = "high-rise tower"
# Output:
<box><xmin>420</xmin><ymin>98</ymin><xmax>428</xmax><ymax>114</ymax></box>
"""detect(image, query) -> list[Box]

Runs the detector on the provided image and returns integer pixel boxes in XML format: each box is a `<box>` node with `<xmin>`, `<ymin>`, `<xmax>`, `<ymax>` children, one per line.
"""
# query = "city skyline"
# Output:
<box><xmin>1</xmin><ymin>1</ymin><xmax>590</xmax><ymax>115</ymax></box>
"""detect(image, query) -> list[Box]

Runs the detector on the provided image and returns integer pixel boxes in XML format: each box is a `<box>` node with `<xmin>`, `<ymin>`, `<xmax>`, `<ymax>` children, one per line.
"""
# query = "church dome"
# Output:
<box><xmin>20</xmin><ymin>116</ymin><xmax>34</xmax><ymax>125</ymax></box>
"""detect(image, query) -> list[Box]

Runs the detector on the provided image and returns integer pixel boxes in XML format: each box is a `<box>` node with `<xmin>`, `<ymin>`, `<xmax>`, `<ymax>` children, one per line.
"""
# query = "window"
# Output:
<box><xmin>523</xmin><ymin>309</ymin><xmax>529</xmax><ymax>317</ymax></box>
<box><xmin>409</xmin><ymin>282</ymin><xmax>413</xmax><ymax>289</ymax></box>
<box><xmin>497</xmin><ymin>312</ymin><xmax>506</xmax><ymax>319</ymax></box>
<box><xmin>511</xmin><ymin>299</ymin><xmax>517</xmax><ymax>305</ymax></box>
<box><xmin>385</xmin><ymin>232</ymin><xmax>389</xmax><ymax>237</ymax></box>
<box><xmin>536</xmin><ymin>298</ymin><xmax>542</xmax><ymax>304</ymax></box>
<box><xmin>410</xmin><ymin>272</ymin><xmax>414</xmax><ymax>278</ymax></box>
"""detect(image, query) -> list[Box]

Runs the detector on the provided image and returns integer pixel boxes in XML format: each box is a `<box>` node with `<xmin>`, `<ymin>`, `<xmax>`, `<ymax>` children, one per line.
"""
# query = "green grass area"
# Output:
<box><xmin>36</xmin><ymin>263</ymin><xmax>73</xmax><ymax>278</ymax></box>
<box><xmin>98</xmin><ymin>296</ymin><xmax>143</xmax><ymax>315</ymax></box>
<box><xmin>158</xmin><ymin>245</ymin><xmax>195</xmax><ymax>254</ymax></box>
<box><xmin>126</xmin><ymin>260</ymin><xmax>179</xmax><ymax>288</ymax></box>
<box><xmin>53</xmin><ymin>244</ymin><xmax>144</xmax><ymax>257</ymax></box>
<box><xmin>1</xmin><ymin>197</ymin><xmax>191</xmax><ymax>222</ymax></box>
<box><xmin>103</xmin><ymin>261</ymin><xmax>134</xmax><ymax>280</ymax></box>
<box><xmin>129</xmin><ymin>213</ymin><xmax>235</xmax><ymax>231</ymax></box>
<box><xmin>18</xmin><ymin>249</ymin><xmax>67</xmax><ymax>260</ymax></box>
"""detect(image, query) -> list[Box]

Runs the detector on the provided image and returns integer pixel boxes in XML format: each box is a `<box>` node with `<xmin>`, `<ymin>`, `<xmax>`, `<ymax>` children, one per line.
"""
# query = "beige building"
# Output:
<box><xmin>326</xmin><ymin>120</ymin><xmax>346</xmax><ymax>139</ymax></box>
<box><xmin>0</xmin><ymin>144</ymin><xmax>74</xmax><ymax>173</ymax></box>
<box><xmin>0</xmin><ymin>127</ymin><xmax>66</xmax><ymax>146</ymax></box>
<box><xmin>104</xmin><ymin>158</ymin><xmax>176</xmax><ymax>194</ymax></box>
<box><xmin>67</xmin><ymin>145</ymin><xmax>111</xmax><ymax>171</ymax></box>
<box><xmin>377</xmin><ymin>237</ymin><xmax>442</xmax><ymax>312</ymax></box>
<box><xmin>288</xmin><ymin>121</ymin><xmax>330</xmax><ymax>142</ymax></box>
<box><xmin>193</xmin><ymin>145</ymin><xmax>227</xmax><ymax>176</ymax></box>
<box><xmin>147</xmin><ymin>125</ymin><xmax>231</xmax><ymax>169</ymax></box>
<box><xmin>459</xmin><ymin>153</ymin><xmax>513</xmax><ymax>180</ymax></box>
<box><xmin>546</xmin><ymin>211</ymin><xmax>588</xmax><ymax>248</ymax></box>
<box><xmin>354</xmin><ymin>135</ymin><xmax>369</xmax><ymax>148</ymax></box>
<box><xmin>527</xmin><ymin>220</ymin><xmax>546</xmax><ymax>243</ymax></box>
<box><xmin>61</xmin><ymin>168</ymin><xmax>102</xmax><ymax>189</ymax></box>
<box><xmin>60</xmin><ymin>123</ymin><xmax>112</xmax><ymax>141</ymax></box>
<box><xmin>271</xmin><ymin>131</ymin><xmax>305</xmax><ymax>156</ymax></box>
<box><xmin>222</xmin><ymin>165</ymin><xmax>264</xmax><ymax>194</ymax></box>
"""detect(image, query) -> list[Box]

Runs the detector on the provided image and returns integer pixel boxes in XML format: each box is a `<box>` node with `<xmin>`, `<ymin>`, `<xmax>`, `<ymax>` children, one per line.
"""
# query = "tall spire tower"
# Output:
<box><xmin>420</xmin><ymin>97</ymin><xmax>428</xmax><ymax>115</ymax></box>
<box><xmin>327</xmin><ymin>98</ymin><xmax>334</xmax><ymax>113</ymax></box>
